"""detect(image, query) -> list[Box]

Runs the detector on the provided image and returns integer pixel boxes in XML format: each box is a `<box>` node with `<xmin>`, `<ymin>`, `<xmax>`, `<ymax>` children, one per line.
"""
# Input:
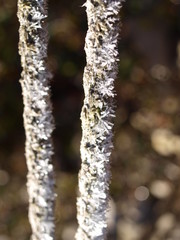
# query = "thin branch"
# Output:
<box><xmin>17</xmin><ymin>0</ymin><xmax>55</xmax><ymax>239</ymax></box>
<box><xmin>76</xmin><ymin>0</ymin><xmax>124</xmax><ymax>239</ymax></box>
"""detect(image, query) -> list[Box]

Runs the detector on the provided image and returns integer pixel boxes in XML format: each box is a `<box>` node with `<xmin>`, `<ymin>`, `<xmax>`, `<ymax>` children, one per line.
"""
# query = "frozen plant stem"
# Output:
<box><xmin>76</xmin><ymin>0</ymin><xmax>123</xmax><ymax>239</ymax></box>
<box><xmin>17</xmin><ymin>0</ymin><xmax>55</xmax><ymax>239</ymax></box>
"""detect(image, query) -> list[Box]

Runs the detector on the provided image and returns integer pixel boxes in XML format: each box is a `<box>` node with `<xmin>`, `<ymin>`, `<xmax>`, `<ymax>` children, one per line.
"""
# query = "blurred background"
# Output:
<box><xmin>0</xmin><ymin>0</ymin><xmax>180</xmax><ymax>239</ymax></box>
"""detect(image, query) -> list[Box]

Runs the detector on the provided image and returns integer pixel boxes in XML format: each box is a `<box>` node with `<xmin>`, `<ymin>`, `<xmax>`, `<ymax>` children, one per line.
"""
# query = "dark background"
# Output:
<box><xmin>0</xmin><ymin>0</ymin><xmax>180</xmax><ymax>239</ymax></box>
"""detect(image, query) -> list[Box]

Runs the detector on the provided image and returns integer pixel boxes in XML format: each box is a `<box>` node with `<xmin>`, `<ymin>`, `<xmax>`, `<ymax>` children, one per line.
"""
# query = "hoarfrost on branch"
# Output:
<box><xmin>76</xmin><ymin>0</ymin><xmax>124</xmax><ymax>239</ymax></box>
<box><xmin>17</xmin><ymin>0</ymin><xmax>55</xmax><ymax>239</ymax></box>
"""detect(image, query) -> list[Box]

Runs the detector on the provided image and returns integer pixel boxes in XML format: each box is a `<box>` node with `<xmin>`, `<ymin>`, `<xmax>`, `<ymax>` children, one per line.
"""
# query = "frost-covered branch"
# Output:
<box><xmin>76</xmin><ymin>0</ymin><xmax>123</xmax><ymax>239</ymax></box>
<box><xmin>17</xmin><ymin>0</ymin><xmax>55</xmax><ymax>239</ymax></box>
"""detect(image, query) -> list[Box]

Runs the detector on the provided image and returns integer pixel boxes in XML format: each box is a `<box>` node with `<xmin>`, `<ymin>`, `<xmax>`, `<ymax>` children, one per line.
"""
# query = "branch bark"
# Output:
<box><xmin>76</xmin><ymin>0</ymin><xmax>123</xmax><ymax>239</ymax></box>
<box><xmin>17</xmin><ymin>0</ymin><xmax>55</xmax><ymax>239</ymax></box>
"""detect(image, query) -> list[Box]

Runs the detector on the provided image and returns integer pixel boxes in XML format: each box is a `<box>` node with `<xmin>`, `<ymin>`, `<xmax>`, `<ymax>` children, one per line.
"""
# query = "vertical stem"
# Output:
<box><xmin>76</xmin><ymin>0</ymin><xmax>123</xmax><ymax>239</ymax></box>
<box><xmin>17</xmin><ymin>0</ymin><xmax>55</xmax><ymax>239</ymax></box>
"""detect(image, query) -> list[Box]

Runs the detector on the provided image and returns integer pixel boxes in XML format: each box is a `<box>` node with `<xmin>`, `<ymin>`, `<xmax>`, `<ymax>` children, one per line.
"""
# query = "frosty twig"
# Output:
<box><xmin>17</xmin><ymin>0</ymin><xmax>55</xmax><ymax>239</ymax></box>
<box><xmin>76</xmin><ymin>0</ymin><xmax>123</xmax><ymax>239</ymax></box>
